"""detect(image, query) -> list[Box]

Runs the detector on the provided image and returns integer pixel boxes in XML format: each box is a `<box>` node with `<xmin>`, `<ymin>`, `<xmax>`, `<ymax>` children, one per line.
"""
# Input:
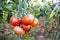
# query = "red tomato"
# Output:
<box><xmin>28</xmin><ymin>32</ymin><xmax>32</xmax><ymax>35</ymax></box>
<box><xmin>22</xmin><ymin>14</ymin><xmax>34</xmax><ymax>25</ymax></box>
<box><xmin>54</xmin><ymin>19</ymin><xmax>59</xmax><ymax>23</ymax></box>
<box><xmin>13</xmin><ymin>26</ymin><xmax>24</xmax><ymax>34</ymax></box>
<box><xmin>41</xmin><ymin>25</ymin><xmax>46</xmax><ymax>28</ymax></box>
<box><xmin>10</xmin><ymin>16</ymin><xmax>21</xmax><ymax>26</ymax></box>
<box><xmin>22</xmin><ymin>24</ymin><xmax>31</xmax><ymax>31</ymax></box>
<box><xmin>51</xmin><ymin>25</ymin><xmax>56</xmax><ymax>30</ymax></box>
<box><xmin>22</xmin><ymin>33</ymin><xmax>26</xmax><ymax>37</ymax></box>
<box><xmin>32</xmin><ymin>18</ymin><xmax>39</xmax><ymax>27</ymax></box>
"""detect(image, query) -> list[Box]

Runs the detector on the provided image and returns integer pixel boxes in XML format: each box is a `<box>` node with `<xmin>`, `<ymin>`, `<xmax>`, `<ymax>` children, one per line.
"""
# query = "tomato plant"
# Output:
<box><xmin>0</xmin><ymin>0</ymin><xmax>60</xmax><ymax>40</ymax></box>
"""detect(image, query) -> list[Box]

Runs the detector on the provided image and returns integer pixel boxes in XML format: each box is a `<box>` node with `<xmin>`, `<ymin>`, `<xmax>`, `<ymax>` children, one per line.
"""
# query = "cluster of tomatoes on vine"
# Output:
<box><xmin>10</xmin><ymin>14</ymin><xmax>39</xmax><ymax>37</ymax></box>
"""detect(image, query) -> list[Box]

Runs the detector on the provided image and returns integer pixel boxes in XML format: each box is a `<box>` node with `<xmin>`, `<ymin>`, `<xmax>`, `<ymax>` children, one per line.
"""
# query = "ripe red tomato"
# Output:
<box><xmin>13</xmin><ymin>26</ymin><xmax>24</xmax><ymax>34</ymax></box>
<box><xmin>50</xmin><ymin>25</ymin><xmax>56</xmax><ymax>30</ymax></box>
<box><xmin>22</xmin><ymin>14</ymin><xmax>34</xmax><ymax>25</ymax></box>
<box><xmin>10</xmin><ymin>16</ymin><xmax>21</xmax><ymax>26</ymax></box>
<box><xmin>32</xmin><ymin>18</ymin><xmax>39</xmax><ymax>27</ymax></box>
<box><xmin>51</xmin><ymin>25</ymin><xmax>56</xmax><ymax>30</ymax></box>
<box><xmin>41</xmin><ymin>25</ymin><xmax>46</xmax><ymax>28</ymax></box>
<box><xmin>22</xmin><ymin>24</ymin><xmax>31</xmax><ymax>31</ymax></box>
<box><xmin>22</xmin><ymin>33</ymin><xmax>26</xmax><ymax>37</ymax></box>
<box><xmin>28</xmin><ymin>32</ymin><xmax>32</xmax><ymax>35</ymax></box>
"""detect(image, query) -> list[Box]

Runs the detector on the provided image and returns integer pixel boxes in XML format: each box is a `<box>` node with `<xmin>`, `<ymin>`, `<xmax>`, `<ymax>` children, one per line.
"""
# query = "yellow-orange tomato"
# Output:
<box><xmin>13</xmin><ymin>26</ymin><xmax>24</xmax><ymax>34</ymax></box>
<box><xmin>22</xmin><ymin>14</ymin><xmax>34</xmax><ymax>25</ymax></box>
<box><xmin>32</xmin><ymin>18</ymin><xmax>39</xmax><ymax>27</ymax></box>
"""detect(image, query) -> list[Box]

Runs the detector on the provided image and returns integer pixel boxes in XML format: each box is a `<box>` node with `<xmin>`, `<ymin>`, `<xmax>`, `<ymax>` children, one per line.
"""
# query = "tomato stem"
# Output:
<box><xmin>52</xmin><ymin>13</ymin><xmax>60</xmax><ymax>40</ymax></box>
<box><xmin>23</xmin><ymin>0</ymin><xmax>27</xmax><ymax>15</ymax></box>
<box><xmin>16</xmin><ymin>34</ymin><xmax>21</xmax><ymax>40</ymax></box>
<box><xmin>18</xmin><ymin>0</ymin><xmax>22</xmax><ymax>17</ymax></box>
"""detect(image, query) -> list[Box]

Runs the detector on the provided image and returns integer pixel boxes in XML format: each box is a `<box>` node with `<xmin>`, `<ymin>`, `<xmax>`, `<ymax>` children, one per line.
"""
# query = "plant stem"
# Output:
<box><xmin>16</xmin><ymin>34</ymin><xmax>20</xmax><ymax>40</ymax></box>
<box><xmin>52</xmin><ymin>14</ymin><xmax>60</xmax><ymax>40</ymax></box>
<box><xmin>23</xmin><ymin>0</ymin><xmax>27</xmax><ymax>15</ymax></box>
<box><xmin>18</xmin><ymin>0</ymin><xmax>22</xmax><ymax>17</ymax></box>
<box><xmin>52</xmin><ymin>23</ymin><xmax>59</xmax><ymax>40</ymax></box>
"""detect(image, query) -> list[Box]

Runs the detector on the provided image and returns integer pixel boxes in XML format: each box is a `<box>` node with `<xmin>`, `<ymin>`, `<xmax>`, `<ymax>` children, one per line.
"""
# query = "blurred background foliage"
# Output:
<box><xmin>0</xmin><ymin>0</ymin><xmax>57</xmax><ymax>23</ymax></box>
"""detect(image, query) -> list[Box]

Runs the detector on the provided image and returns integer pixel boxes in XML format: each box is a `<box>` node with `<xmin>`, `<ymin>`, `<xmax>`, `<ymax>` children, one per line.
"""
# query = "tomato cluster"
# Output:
<box><xmin>10</xmin><ymin>14</ymin><xmax>39</xmax><ymax>35</ymax></box>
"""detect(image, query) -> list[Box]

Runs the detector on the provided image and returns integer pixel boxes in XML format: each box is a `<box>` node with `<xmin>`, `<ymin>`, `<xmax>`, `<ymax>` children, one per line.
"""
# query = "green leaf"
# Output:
<box><xmin>4</xmin><ymin>4</ymin><xmax>13</xmax><ymax>11</ymax></box>
<box><xmin>12</xmin><ymin>2</ymin><xmax>17</xmax><ymax>10</ymax></box>
<box><xmin>50</xmin><ymin>10</ymin><xmax>57</xmax><ymax>18</ymax></box>
<box><xmin>0</xmin><ymin>27</ymin><xmax>2</xmax><ymax>31</ymax></box>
